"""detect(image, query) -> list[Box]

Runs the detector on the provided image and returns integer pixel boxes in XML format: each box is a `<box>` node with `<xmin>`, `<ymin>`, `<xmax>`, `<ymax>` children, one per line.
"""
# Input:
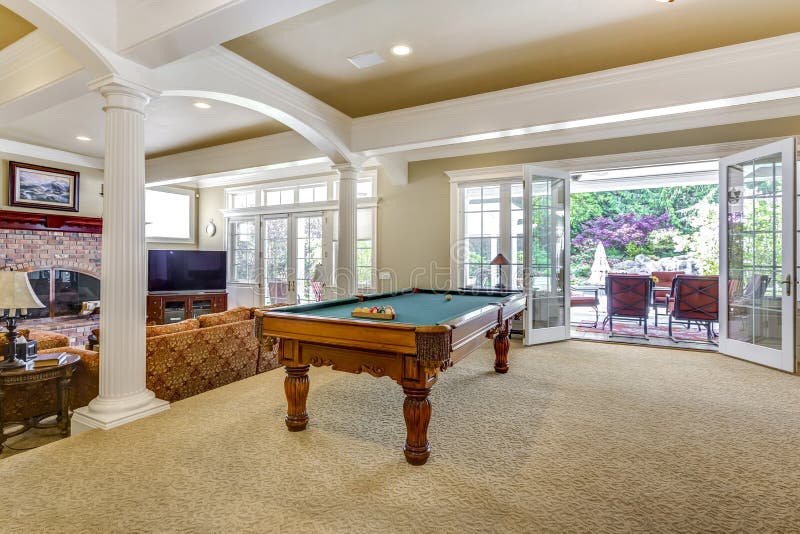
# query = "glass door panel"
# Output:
<box><xmin>523</xmin><ymin>166</ymin><xmax>570</xmax><ymax>345</ymax></box>
<box><xmin>262</xmin><ymin>215</ymin><xmax>291</xmax><ymax>305</ymax></box>
<box><xmin>719</xmin><ymin>138</ymin><xmax>795</xmax><ymax>371</ymax></box>
<box><xmin>295</xmin><ymin>214</ymin><xmax>324</xmax><ymax>303</ymax></box>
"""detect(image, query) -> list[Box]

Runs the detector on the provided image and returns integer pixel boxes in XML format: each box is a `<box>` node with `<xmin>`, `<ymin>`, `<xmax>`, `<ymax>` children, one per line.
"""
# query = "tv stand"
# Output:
<box><xmin>147</xmin><ymin>292</ymin><xmax>227</xmax><ymax>325</ymax></box>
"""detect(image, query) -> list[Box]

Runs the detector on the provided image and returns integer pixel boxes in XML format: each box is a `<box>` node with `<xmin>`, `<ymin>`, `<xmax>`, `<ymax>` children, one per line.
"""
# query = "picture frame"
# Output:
<box><xmin>8</xmin><ymin>161</ymin><xmax>79</xmax><ymax>212</ymax></box>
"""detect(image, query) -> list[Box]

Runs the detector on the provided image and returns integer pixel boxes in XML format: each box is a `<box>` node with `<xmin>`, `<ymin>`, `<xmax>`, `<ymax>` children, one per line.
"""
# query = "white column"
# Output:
<box><xmin>73</xmin><ymin>79</ymin><xmax>169</xmax><ymax>432</ymax></box>
<box><xmin>334</xmin><ymin>164</ymin><xmax>359</xmax><ymax>297</ymax></box>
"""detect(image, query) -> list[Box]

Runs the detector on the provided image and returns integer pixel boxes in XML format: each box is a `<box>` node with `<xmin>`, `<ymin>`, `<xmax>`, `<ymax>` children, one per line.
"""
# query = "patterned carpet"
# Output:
<box><xmin>2</xmin><ymin>340</ymin><xmax>800</xmax><ymax>532</ymax></box>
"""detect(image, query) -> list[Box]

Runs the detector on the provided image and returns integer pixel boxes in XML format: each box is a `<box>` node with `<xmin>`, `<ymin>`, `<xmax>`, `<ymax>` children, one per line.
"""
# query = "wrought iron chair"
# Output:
<box><xmin>605</xmin><ymin>274</ymin><xmax>653</xmax><ymax>338</ymax></box>
<box><xmin>667</xmin><ymin>275</ymin><xmax>719</xmax><ymax>343</ymax></box>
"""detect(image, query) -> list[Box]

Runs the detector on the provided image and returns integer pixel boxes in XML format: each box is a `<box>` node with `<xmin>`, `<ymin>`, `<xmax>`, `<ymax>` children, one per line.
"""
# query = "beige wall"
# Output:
<box><xmin>0</xmin><ymin>155</ymin><xmax>103</xmax><ymax>217</ymax></box>
<box><xmin>187</xmin><ymin>115</ymin><xmax>800</xmax><ymax>290</ymax></box>
<box><xmin>197</xmin><ymin>186</ymin><xmax>226</xmax><ymax>251</ymax></box>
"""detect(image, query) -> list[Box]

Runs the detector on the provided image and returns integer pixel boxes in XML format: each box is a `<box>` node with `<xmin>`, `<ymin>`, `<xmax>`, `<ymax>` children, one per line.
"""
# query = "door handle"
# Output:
<box><xmin>781</xmin><ymin>274</ymin><xmax>792</xmax><ymax>297</ymax></box>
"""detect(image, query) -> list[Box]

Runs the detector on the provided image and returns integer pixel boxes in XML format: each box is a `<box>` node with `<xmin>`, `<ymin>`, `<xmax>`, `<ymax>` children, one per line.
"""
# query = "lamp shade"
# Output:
<box><xmin>490</xmin><ymin>253</ymin><xmax>511</xmax><ymax>266</ymax></box>
<box><xmin>0</xmin><ymin>271</ymin><xmax>45</xmax><ymax>310</ymax></box>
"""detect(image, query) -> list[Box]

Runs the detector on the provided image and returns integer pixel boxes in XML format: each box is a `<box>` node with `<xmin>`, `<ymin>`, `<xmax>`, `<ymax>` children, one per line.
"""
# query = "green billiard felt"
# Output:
<box><xmin>275</xmin><ymin>291</ymin><xmax>504</xmax><ymax>326</ymax></box>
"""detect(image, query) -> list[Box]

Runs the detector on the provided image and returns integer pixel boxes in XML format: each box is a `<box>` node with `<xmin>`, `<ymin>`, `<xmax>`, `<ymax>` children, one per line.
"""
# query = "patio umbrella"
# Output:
<box><xmin>587</xmin><ymin>242</ymin><xmax>610</xmax><ymax>285</ymax></box>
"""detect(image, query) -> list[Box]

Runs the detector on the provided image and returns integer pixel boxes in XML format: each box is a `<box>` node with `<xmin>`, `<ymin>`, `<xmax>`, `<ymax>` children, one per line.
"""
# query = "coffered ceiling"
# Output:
<box><xmin>0</xmin><ymin>93</ymin><xmax>289</xmax><ymax>159</ymax></box>
<box><xmin>225</xmin><ymin>0</ymin><xmax>800</xmax><ymax>117</ymax></box>
<box><xmin>0</xmin><ymin>4</ymin><xmax>34</xmax><ymax>51</ymax></box>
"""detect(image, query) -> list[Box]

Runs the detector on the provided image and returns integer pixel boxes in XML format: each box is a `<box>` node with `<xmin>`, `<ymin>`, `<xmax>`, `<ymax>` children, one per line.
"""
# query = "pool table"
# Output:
<box><xmin>255</xmin><ymin>288</ymin><xmax>526</xmax><ymax>465</ymax></box>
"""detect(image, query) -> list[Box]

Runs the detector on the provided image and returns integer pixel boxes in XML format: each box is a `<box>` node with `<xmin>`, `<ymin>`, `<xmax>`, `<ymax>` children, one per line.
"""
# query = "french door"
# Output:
<box><xmin>523</xmin><ymin>165</ymin><xmax>571</xmax><ymax>345</ymax></box>
<box><xmin>719</xmin><ymin>138</ymin><xmax>796</xmax><ymax>372</ymax></box>
<box><xmin>262</xmin><ymin>212</ymin><xmax>324</xmax><ymax>305</ymax></box>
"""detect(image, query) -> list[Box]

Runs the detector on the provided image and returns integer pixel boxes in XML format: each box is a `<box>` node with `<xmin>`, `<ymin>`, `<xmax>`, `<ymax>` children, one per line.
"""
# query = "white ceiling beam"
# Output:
<box><xmin>351</xmin><ymin>32</ymin><xmax>800</xmax><ymax>158</ymax></box>
<box><xmin>145</xmin><ymin>130</ymin><xmax>324</xmax><ymax>183</ymax></box>
<box><xmin>118</xmin><ymin>0</ymin><xmax>334</xmax><ymax>68</ymax></box>
<box><xmin>0</xmin><ymin>30</ymin><xmax>83</xmax><ymax>108</ymax></box>
<box><xmin>0</xmin><ymin>137</ymin><xmax>103</xmax><ymax>168</ymax></box>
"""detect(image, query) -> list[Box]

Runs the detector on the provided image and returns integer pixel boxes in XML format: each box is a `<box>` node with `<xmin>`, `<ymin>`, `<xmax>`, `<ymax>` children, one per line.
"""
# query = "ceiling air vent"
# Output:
<box><xmin>347</xmin><ymin>51</ymin><xmax>385</xmax><ymax>70</ymax></box>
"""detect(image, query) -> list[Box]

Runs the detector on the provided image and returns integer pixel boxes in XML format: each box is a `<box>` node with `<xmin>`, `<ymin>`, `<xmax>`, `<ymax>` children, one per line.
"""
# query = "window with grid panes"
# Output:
<box><xmin>460</xmin><ymin>182</ymin><xmax>524</xmax><ymax>290</ymax></box>
<box><xmin>230</xmin><ymin>219</ymin><xmax>257</xmax><ymax>282</ymax></box>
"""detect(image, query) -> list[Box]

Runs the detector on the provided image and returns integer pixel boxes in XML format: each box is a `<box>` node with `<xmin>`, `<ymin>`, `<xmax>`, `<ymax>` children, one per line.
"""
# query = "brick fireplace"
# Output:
<box><xmin>0</xmin><ymin>210</ymin><xmax>102</xmax><ymax>346</ymax></box>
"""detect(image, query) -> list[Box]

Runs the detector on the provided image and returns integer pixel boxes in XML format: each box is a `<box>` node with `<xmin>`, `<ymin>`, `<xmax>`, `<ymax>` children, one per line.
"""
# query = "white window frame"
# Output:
<box><xmin>449</xmin><ymin>171</ymin><xmax>523</xmax><ymax>289</ymax></box>
<box><xmin>221</xmin><ymin>170</ymin><xmax>379</xmax><ymax>298</ymax></box>
<box><xmin>145</xmin><ymin>185</ymin><xmax>196</xmax><ymax>244</ymax></box>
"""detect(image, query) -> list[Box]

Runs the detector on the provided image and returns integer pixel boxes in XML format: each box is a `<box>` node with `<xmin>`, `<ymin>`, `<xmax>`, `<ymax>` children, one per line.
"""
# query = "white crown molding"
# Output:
<box><xmin>0</xmin><ymin>137</ymin><xmax>104</xmax><ymax>168</ymax></box>
<box><xmin>0</xmin><ymin>29</ymin><xmax>84</xmax><ymax>108</ymax></box>
<box><xmin>145</xmin><ymin>130</ymin><xmax>325</xmax><ymax>183</ymax></box>
<box><xmin>399</xmin><ymin>95</ymin><xmax>800</xmax><ymax>163</ymax></box>
<box><xmin>192</xmin><ymin>158</ymin><xmax>332</xmax><ymax>189</ymax></box>
<box><xmin>444</xmin><ymin>137</ymin><xmax>783</xmax><ymax>183</ymax></box>
<box><xmin>117</xmin><ymin>0</ymin><xmax>334</xmax><ymax>68</ymax></box>
<box><xmin>352</xmin><ymin>32</ymin><xmax>800</xmax><ymax>157</ymax></box>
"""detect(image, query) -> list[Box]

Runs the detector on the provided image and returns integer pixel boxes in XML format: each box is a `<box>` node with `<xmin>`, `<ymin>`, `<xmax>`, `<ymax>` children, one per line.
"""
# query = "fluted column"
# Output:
<box><xmin>334</xmin><ymin>164</ymin><xmax>359</xmax><ymax>297</ymax></box>
<box><xmin>73</xmin><ymin>79</ymin><xmax>169</xmax><ymax>432</ymax></box>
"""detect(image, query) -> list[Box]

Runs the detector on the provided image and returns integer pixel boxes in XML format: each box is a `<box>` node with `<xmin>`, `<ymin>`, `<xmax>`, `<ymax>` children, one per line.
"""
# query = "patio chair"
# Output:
<box><xmin>650</xmin><ymin>271</ymin><xmax>682</xmax><ymax>326</ymax></box>
<box><xmin>605</xmin><ymin>274</ymin><xmax>653</xmax><ymax>338</ymax></box>
<box><xmin>570</xmin><ymin>287</ymin><xmax>600</xmax><ymax>327</ymax></box>
<box><xmin>667</xmin><ymin>275</ymin><xmax>719</xmax><ymax>343</ymax></box>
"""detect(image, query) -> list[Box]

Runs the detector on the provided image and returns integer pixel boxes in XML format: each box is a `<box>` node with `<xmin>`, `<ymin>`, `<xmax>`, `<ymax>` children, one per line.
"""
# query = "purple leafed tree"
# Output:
<box><xmin>572</xmin><ymin>213</ymin><xmax>671</xmax><ymax>250</ymax></box>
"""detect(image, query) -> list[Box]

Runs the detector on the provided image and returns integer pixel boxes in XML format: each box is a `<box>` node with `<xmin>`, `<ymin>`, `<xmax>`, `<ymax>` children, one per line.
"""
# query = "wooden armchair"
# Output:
<box><xmin>605</xmin><ymin>274</ymin><xmax>653</xmax><ymax>338</ymax></box>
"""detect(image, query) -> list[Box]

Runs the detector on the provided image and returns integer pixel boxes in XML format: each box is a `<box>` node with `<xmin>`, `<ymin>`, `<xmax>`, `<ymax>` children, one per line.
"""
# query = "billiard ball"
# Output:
<box><xmin>445</xmin><ymin>294</ymin><xmax>452</xmax><ymax>301</ymax></box>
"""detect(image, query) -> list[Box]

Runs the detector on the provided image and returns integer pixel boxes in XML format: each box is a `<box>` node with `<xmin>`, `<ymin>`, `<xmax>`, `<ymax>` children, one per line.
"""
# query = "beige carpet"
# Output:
<box><xmin>2</xmin><ymin>340</ymin><xmax>800</xmax><ymax>533</ymax></box>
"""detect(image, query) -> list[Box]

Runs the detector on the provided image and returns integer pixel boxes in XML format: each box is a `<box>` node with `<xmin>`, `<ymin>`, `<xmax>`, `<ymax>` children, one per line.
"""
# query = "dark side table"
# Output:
<box><xmin>0</xmin><ymin>353</ymin><xmax>81</xmax><ymax>453</ymax></box>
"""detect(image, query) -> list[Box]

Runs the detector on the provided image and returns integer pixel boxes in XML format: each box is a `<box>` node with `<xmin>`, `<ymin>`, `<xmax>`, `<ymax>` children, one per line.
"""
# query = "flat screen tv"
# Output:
<box><xmin>148</xmin><ymin>250</ymin><xmax>227</xmax><ymax>293</ymax></box>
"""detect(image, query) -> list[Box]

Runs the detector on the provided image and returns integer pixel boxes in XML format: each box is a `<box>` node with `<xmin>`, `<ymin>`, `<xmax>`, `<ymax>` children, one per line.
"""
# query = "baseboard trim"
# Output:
<box><xmin>71</xmin><ymin>398</ymin><xmax>170</xmax><ymax>434</ymax></box>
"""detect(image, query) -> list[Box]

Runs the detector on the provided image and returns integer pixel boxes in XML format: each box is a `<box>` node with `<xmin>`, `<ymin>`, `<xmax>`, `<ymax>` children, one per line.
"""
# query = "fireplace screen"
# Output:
<box><xmin>26</xmin><ymin>269</ymin><xmax>100</xmax><ymax>318</ymax></box>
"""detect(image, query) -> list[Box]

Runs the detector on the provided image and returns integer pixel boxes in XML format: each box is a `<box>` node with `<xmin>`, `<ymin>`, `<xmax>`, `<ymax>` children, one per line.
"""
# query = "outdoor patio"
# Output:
<box><xmin>570</xmin><ymin>287</ymin><xmax>719</xmax><ymax>351</ymax></box>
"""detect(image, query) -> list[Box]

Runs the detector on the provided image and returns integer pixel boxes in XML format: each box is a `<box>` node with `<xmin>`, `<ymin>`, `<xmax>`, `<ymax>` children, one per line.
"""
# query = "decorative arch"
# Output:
<box><xmin>161</xmin><ymin>89</ymin><xmax>354</xmax><ymax>166</ymax></box>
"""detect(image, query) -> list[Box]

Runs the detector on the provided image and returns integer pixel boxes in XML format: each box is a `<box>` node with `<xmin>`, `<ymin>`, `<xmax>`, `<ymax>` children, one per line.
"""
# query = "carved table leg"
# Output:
<box><xmin>57</xmin><ymin>371</ymin><xmax>73</xmax><ymax>437</ymax></box>
<box><xmin>493</xmin><ymin>319</ymin><xmax>510</xmax><ymax>374</ymax></box>
<box><xmin>284</xmin><ymin>365</ymin><xmax>310</xmax><ymax>431</ymax></box>
<box><xmin>402</xmin><ymin>386</ymin><xmax>432</xmax><ymax>465</ymax></box>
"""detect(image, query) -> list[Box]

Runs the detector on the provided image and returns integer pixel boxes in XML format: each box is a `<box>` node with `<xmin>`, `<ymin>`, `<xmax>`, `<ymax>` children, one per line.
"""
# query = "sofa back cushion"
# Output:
<box><xmin>197</xmin><ymin>307</ymin><xmax>252</xmax><ymax>328</ymax></box>
<box><xmin>146</xmin><ymin>319</ymin><xmax>200</xmax><ymax>338</ymax></box>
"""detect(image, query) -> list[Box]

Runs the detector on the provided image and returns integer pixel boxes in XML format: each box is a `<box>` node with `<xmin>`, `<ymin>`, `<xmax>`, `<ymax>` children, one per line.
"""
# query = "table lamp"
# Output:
<box><xmin>0</xmin><ymin>271</ymin><xmax>45</xmax><ymax>369</ymax></box>
<box><xmin>490</xmin><ymin>253</ymin><xmax>511</xmax><ymax>289</ymax></box>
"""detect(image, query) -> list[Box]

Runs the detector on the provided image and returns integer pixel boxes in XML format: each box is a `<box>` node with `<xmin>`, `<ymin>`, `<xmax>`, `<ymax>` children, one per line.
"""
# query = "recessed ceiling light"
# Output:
<box><xmin>655</xmin><ymin>0</ymin><xmax>674</xmax><ymax>3</ymax></box>
<box><xmin>75</xmin><ymin>135</ymin><xmax>91</xmax><ymax>141</ymax></box>
<box><xmin>391</xmin><ymin>44</ymin><xmax>412</xmax><ymax>56</ymax></box>
<box><xmin>193</xmin><ymin>102</ymin><xmax>211</xmax><ymax>109</ymax></box>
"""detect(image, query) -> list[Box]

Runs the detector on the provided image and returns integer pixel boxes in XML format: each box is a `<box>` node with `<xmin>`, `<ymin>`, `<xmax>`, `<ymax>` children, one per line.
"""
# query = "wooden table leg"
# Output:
<box><xmin>402</xmin><ymin>385</ymin><xmax>432</xmax><ymax>465</ymax></box>
<box><xmin>284</xmin><ymin>364</ymin><xmax>310</xmax><ymax>431</ymax></box>
<box><xmin>57</xmin><ymin>370</ymin><xmax>73</xmax><ymax>437</ymax></box>
<box><xmin>493</xmin><ymin>319</ymin><xmax>510</xmax><ymax>374</ymax></box>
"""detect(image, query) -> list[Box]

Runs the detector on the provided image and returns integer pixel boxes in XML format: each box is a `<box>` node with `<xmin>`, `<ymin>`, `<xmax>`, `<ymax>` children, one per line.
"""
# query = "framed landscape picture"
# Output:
<box><xmin>8</xmin><ymin>161</ymin><xmax>79</xmax><ymax>212</ymax></box>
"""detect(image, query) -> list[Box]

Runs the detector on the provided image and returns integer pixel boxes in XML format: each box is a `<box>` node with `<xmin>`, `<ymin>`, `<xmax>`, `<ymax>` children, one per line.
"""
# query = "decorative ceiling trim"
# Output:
<box><xmin>157</xmin><ymin>46</ymin><xmax>355</xmax><ymax>165</ymax></box>
<box><xmin>444</xmin><ymin>137</ymin><xmax>782</xmax><ymax>182</ymax></box>
<box><xmin>351</xmin><ymin>32</ymin><xmax>800</xmax><ymax>156</ymax></box>
<box><xmin>0</xmin><ymin>138</ymin><xmax>104</xmax><ymax>169</ymax></box>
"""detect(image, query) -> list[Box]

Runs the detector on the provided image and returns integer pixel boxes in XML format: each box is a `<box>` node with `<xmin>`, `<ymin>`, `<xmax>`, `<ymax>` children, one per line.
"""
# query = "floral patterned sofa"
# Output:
<box><xmin>2</xmin><ymin>307</ymin><xmax>280</xmax><ymax>423</ymax></box>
